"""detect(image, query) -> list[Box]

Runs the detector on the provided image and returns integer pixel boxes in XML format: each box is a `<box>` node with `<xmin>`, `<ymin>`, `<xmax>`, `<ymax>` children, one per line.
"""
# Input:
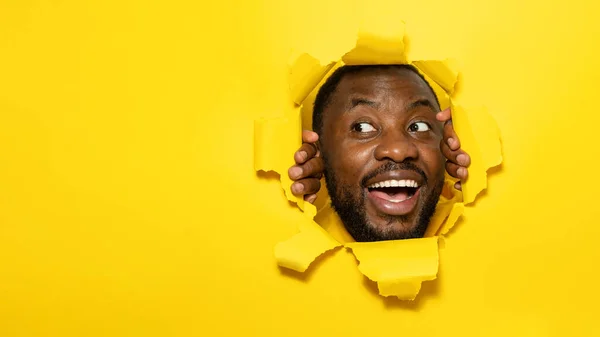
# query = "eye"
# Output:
<box><xmin>408</xmin><ymin>121</ymin><xmax>430</xmax><ymax>132</ymax></box>
<box><xmin>352</xmin><ymin>122</ymin><xmax>376</xmax><ymax>133</ymax></box>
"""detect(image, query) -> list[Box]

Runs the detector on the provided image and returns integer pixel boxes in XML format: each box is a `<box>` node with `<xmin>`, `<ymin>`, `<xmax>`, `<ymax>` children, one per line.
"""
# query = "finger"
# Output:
<box><xmin>291</xmin><ymin>178</ymin><xmax>321</xmax><ymax>196</ymax></box>
<box><xmin>445</xmin><ymin>161</ymin><xmax>460</xmax><ymax>179</ymax></box>
<box><xmin>443</xmin><ymin>120</ymin><xmax>461</xmax><ymax>151</ymax></box>
<box><xmin>441</xmin><ymin>142</ymin><xmax>459</xmax><ymax>165</ymax></box>
<box><xmin>304</xmin><ymin>194</ymin><xmax>318</xmax><ymax>204</ymax></box>
<box><xmin>441</xmin><ymin>139</ymin><xmax>471</xmax><ymax>169</ymax></box>
<box><xmin>288</xmin><ymin>157</ymin><xmax>325</xmax><ymax>180</ymax></box>
<box><xmin>454</xmin><ymin>181</ymin><xmax>462</xmax><ymax>191</ymax></box>
<box><xmin>456</xmin><ymin>153</ymin><xmax>471</xmax><ymax>167</ymax></box>
<box><xmin>294</xmin><ymin>142</ymin><xmax>319</xmax><ymax>164</ymax></box>
<box><xmin>299</xmin><ymin>157</ymin><xmax>324</xmax><ymax>179</ymax></box>
<box><xmin>302</xmin><ymin>130</ymin><xmax>319</xmax><ymax>144</ymax></box>
<box><xmin>446</xmin><ymin>161</ymin><xmax>468</xmax><ymax>180</ymax></box>
<box><xmin>436</xmin><ymin>108</ymin><xmax>452</xmax><ymax>123</ymax></box>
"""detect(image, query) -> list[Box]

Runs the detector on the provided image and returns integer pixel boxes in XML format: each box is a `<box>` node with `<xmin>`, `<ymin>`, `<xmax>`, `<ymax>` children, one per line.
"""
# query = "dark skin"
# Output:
<box><xmin>326</xmin><ymin>68</ymin><xmax>445</xmax><ymax>236</ymax></box>
<box><xmin>289</xmin><ymin>73</ymin><xmax>470</xmax><ymax>204</ymax></box>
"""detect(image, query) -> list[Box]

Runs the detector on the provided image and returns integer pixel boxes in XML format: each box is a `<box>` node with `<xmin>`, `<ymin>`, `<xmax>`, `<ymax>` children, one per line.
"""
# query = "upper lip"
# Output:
<box><xmin>363</xmin><ymin>170</ymin><xmax>425</xmax><ymax>189</ymax></box>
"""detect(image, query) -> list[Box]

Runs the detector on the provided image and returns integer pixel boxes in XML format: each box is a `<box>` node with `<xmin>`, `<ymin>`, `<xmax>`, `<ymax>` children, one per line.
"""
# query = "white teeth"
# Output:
<box><xmin>368</xmin><ymin>179</ymin><xmax>419</xmax><ymax>189</ymax></box>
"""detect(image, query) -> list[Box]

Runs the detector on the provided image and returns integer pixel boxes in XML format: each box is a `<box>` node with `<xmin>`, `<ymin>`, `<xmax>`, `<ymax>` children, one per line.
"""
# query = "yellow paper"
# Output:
<box><xmin>413</xmin><ymin>59</ymin><xmax>459</xmax><ymax>111</ymax></box>
<box><xmin>4</xmin><ymin>0</ymin><xmax>600</xmax><ymax>334</ymax></box>
<box><xmin>342</xmin><ymin>20</ymin><xmax>406</xmax><ymax>65</ymax></box>
<box><xmin>449</xmin><ymin>102</ymin><xmax>502</xmax><ymax>204</ymax></box>
<box><xmin>424</xmin><ymin>179</ymin><xmax>464</xmax><ymax>237</ymax></box>
<box><xmin>346</xmin><ymin>237</ymin><xmax>439</xmax><ymax>300</ymax></box>
<box><xmin>274</xmin><ymin>203</ymin><xmax>341</xmax><ymax>272</ymax></box>
<box><xmin>437</xmin><ymin>202</ymin><xmax>465</xmax><ymax>236</ymax></box>
<box><xmin>288</xmin><ymin>52</ymin><xmax>337</xmax><ymax>106</ymax></box>
<box><xmin>254</xmin><ymin>109</ymin><xmax>306</xmax><ymax>209</ymax></box>
<box><xmin>470</xmin><ymin>106</ymin><xmax>503</xmax><ymax>170</ymax></box>
<box><xmin>412</xmin><ymin>59</ymin><xmax>460</xmax><ymax>94</ymax></box>
<box><xmin>255</xmin><ymin>112</ymin><xmax>341</xmax><ymax>270</ymax></box>
<box><xmin>255</xmin><ymin>18</ymin><xmax>502</xmax><ymax>300</ymax></box>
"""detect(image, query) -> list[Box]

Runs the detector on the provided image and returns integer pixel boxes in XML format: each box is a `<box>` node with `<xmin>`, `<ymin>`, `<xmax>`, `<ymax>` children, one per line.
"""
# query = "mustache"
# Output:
<box><xmin>360</xmin><ymin>161</ymin><xmax>428</xmax><ymax>187</ymax></box>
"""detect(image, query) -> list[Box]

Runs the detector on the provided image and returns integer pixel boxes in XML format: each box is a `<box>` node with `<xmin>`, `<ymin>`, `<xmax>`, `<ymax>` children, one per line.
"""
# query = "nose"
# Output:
<box><xmin>374</xmin><ymin>129</ymin><xmax>419</xmax><ymax>163</ymax></box>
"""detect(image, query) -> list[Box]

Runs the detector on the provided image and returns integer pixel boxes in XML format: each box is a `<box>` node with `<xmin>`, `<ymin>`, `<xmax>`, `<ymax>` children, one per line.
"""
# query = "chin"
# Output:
<box><xmin>372</xmin><ymin>226</ymin><xmax>422</xmax><ymax>241</ymax></box>
<box><xmin>366</xmin><ymin>212</ymin><xmax>427</xmax><ymax>239</ymax></box>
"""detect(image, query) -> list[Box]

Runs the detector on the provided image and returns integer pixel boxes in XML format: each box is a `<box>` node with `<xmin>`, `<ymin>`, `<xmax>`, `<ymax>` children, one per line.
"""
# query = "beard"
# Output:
<box><xmin>324</xmin><ymin>160</ymin><xmax>445</xmax><ymax>242</ymax></box>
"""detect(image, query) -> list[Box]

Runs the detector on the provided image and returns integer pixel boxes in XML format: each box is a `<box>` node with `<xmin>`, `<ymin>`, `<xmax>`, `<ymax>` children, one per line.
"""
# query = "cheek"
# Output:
<box><xmin>419</xmin><ymin>143</ymin><xmax>445</xmax><ymax>179</ymax></box>
<box><xmin>326</xmin><ymin>143</ymin><xmax>372</xmax><ymax>185</ymax></box>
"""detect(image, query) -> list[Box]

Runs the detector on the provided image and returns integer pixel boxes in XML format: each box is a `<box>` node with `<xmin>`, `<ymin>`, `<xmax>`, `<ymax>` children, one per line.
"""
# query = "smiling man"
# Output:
<box><xmin>288</xmin><ymin>64</ymin><xmax>470</xmax><ymax>242</ymax></box>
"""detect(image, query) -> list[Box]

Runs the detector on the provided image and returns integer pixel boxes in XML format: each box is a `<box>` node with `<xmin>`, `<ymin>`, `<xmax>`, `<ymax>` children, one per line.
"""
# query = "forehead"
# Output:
<box><xmin>332</xmin><ymin>67</ymin><xmax>435</xmax><ymax>102</ymax></box>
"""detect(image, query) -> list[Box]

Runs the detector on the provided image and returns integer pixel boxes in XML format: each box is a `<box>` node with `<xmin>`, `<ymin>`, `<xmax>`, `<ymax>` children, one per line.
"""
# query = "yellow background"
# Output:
<box><xmin>1</xmin><ymin>0</ymin><xmax>599</xmax><ymax>336</ymax></box>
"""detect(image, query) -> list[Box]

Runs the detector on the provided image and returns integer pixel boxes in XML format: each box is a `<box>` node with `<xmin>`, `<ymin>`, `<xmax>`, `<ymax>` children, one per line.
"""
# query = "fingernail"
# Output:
<box><xmin>457</xmin><ymin>167</ymin><xmax>467</xmax><ymax>178</ymax></box>
<box><xmin>297</xmin><ymin>151</ymin><xmax>307</xmax><ymax>162</ymax></box>
<box><xmin>447</xmin><ymin>138</ymin><xmax>456</xmax><ymax>147</ymax></box>
<box><xmin>305</xmin><ymin>194</ymin><xmax>317</xmax><ymax>203</ymax></box>
<box><xmin>291</xmin><ymin>183</ymin><xmax>303</xmax><ymax>194</ymax></box>
<box><xmin>289</xmin><ymin>166</ymin><xmax>302</xmax><ymax>178</ymax></box>
<box><xmin>454</xmin><ymin>182</ymin><xmax>461</xmax><ymax>190</ymax></box>
<box><xmin>456</xmin><ymin>154</ymin><xmax>468</xmax><ymax>166</ymax></box>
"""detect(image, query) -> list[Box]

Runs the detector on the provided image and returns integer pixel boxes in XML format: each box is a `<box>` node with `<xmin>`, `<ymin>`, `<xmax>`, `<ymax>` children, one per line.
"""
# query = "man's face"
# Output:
<box><xmin>319</xmin><ymin>67</ymin><xmax>446</xmax><ymax>242</ymax></box>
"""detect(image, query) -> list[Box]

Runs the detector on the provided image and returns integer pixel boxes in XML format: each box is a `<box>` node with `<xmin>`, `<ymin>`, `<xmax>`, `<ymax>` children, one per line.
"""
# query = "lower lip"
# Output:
<box><xmin>365</xmin><ymin>187</ymin><xmax>421</xmax><ymax>216</ymax></box>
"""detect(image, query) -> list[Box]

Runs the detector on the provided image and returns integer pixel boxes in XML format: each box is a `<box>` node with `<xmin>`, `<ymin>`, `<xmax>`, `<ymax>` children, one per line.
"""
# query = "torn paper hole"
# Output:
<box><xmin>254</xmin><ymin>20</ymin><xmax>502</xmax><ymax>300</ymax></box>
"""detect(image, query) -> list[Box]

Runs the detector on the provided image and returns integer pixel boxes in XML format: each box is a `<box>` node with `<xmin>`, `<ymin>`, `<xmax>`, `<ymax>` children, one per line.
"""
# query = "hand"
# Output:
<box><xmin>436</xmin><ymin>108</ymin><xmax>471</xmax><ymax>191</ymax></box>
<box><xmin>288</xmin><ymin>130</ymin><xmax>325</xmax><ymax>203</ymax></box>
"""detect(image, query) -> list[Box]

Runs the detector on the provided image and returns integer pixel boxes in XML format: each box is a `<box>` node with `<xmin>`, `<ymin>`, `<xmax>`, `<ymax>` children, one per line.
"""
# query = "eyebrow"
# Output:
<box><xmin>349</xmin><ymin>98</ymin><xmax>379</xmax><ymax>111</ymax></box>
<box><xmin>405</xmin><ymin>99</ymin><xmax>437</xmax><ymax>112</ymax></box>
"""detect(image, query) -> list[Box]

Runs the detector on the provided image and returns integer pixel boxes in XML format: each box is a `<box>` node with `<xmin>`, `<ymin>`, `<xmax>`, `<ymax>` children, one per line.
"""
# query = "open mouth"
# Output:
<box><xmin>367</xmin><ymin>179</ymin><xmax>419</xmax><ymax>203</ymax></box>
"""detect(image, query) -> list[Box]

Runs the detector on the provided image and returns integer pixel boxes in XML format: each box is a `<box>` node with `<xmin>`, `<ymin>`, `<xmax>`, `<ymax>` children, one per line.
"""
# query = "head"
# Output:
<box><xmin>313</xmin><ymin>64</ymin><xmax>446</xmax><ymax>242</ymax></box>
